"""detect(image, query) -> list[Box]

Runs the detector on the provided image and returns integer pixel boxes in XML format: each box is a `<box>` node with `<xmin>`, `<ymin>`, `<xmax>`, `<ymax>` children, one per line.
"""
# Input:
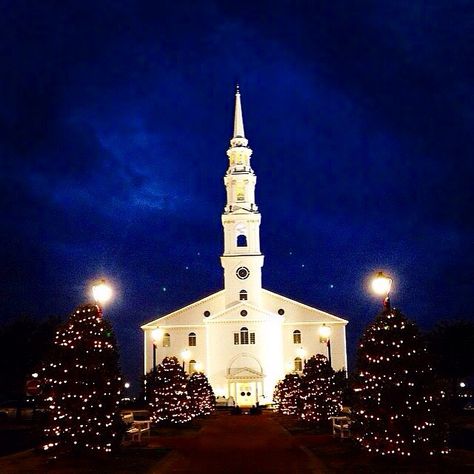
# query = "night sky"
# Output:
<box><xmin>1</xmin><ymin>1</ymin><xmax>473</xmax><ymax>389</ymax></box>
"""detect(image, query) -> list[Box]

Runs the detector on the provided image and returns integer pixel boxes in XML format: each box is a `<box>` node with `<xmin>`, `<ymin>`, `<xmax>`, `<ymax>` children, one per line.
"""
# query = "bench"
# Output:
<box><xmin>122</xmin><ymin>412</ymin><xmax>152</xmax><ymax>442</ymax></box>
<box><xmin>330</xmin><ymin>416</ymin><xmax>351</xmax><ymax>439</ymax></box>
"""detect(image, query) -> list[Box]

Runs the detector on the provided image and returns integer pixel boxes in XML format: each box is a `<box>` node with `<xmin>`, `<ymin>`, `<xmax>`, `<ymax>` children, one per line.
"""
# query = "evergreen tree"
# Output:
<box><xmin>187</xmin><ymin>372</ymin><xmax>215</xmax><ymax>417</ymax></box>
<box><xmin>299</xmin><ymin>354</ymin><xmax>341</xmax><ymax>424</ymax></box>
<box><xmin>41</xmin><ymin>304</ymin><xmax>124</xmax><ymax>454</ymax></box>
<box><xmin>276</xmin><ymin>373</ymin><xmax>301</xmax><ymax>415</ymax></box>
<box><xmin>146</xmin><ymin>356</ymin><xmax>192</xmax><ymax>424</ymax></box>
<box><xmin>273</xmin><ymin>380</ymin><xmax>283</xmax><ymax>411</ymax></box>
<box><xmin>353</xmin><ymin>307</ymin><xmax>448</xmax><ymax>457</ymax></box>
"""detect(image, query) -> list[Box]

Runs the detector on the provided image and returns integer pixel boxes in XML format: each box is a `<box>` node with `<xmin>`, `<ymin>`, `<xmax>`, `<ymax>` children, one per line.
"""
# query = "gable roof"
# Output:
<box><xmin>141</xmin><ymin>290</ymin><xmax>225</xmax><ymax>329</ymax></box>
<box><xmin>262</xmin><ymin>288</ymin><xmax>348</xmax><ymax>324</ymax></box>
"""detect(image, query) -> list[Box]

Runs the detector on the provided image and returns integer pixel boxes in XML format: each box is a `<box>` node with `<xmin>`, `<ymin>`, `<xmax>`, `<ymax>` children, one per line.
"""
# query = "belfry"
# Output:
<box><xmin>142</xmin><ymin>88</ymin><xmax>348</xmax><ymax>406</ymax></box>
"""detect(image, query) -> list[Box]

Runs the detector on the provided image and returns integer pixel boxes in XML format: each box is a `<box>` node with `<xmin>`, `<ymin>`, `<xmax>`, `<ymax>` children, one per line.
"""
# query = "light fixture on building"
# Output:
<box><xmin>319</xmin><ymin>324</ymin><xmax>332</xmax><ymax>366</ymax></box>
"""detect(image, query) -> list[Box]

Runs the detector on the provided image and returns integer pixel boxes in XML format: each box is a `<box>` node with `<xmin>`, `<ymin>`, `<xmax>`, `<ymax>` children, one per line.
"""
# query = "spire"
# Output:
<box><xmin>230</xmin><ymin>85</ymin><xmax>248</xmax><ymax>148</ymax></box>
<box><xmin>233</xmin><ymin>84</ymin><xmax>245</xmax><ymax>139</ymax></box>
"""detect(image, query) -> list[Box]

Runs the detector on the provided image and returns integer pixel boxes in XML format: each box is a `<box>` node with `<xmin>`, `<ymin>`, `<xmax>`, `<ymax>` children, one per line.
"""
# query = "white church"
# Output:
<box><xmin>142</xmin><ymin>88</ymin><xmax>348</xmax><ymax>406</ymax></box>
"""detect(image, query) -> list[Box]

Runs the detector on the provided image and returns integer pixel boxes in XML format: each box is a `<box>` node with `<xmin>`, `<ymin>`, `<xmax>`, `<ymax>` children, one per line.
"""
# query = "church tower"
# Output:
<box><xmin>221</xmin><ymin>86</ymin><xmax>264</xmax><ymax>307</ymax></box>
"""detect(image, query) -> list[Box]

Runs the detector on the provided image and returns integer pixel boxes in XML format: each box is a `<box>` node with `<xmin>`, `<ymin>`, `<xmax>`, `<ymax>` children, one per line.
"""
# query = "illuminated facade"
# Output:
<box><xmin>142</xmin><ymin>88</ymin><xmax>348</xmax><ymax>406</ymax></box>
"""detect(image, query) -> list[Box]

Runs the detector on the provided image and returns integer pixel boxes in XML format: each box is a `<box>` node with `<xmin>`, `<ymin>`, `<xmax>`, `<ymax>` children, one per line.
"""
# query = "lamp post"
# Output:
<box><xmin>319</xmin><ymin>324</ymin><xmax>332</xmax><ymax>366</ymax></box>
<box><xmin>371</xmin><ymin>271</ymin><xmax>393</xmax><ymax>311</ymax></box>
<box><xmin>181</xmin><ymin>349</ymin><xmax>191</xmax><ymax>371</ymax></box>
<box><xmin>91</xmin><ymin>279</ymin><xmax>113</xmax><ymax>313</ymax></box>
<box><xmin>151</xmin><ymin>329</ymin><xmax>162</xmax><ymax>373</ymax></box>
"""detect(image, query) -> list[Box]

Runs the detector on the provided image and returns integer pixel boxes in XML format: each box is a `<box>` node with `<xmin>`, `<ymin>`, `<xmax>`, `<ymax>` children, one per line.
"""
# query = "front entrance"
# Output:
<box><xmin>237</xmin><ymin>383</ymin><xmax>254</xmax><ymax>406</ymax></box>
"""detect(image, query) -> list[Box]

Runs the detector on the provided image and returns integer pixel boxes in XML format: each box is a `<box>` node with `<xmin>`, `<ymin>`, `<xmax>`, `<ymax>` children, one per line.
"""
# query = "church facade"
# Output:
<box><xmin>141</xmin><ymin>89</ymin><xmax>348</xmax><ymax>406</ymax></box>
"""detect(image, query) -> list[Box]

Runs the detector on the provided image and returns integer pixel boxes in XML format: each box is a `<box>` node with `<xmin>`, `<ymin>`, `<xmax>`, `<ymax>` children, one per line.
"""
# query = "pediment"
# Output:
<box><xmin>206</xmin><ymin>301</ymin><xmax>282</xmax><ymax>323</ymax></box>
<box><xmin>227</xmin><ymin>367</ymin><xmax>264</xmax><ymax>380</ymax></box>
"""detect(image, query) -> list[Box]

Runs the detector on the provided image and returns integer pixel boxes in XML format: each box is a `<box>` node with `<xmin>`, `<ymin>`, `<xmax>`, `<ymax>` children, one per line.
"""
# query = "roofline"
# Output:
<box><xmin>262</xmin><ymin>288</ymin><xmax>349</xmax><ymax>323</ymax></box>
<box><xmin>140</xmin><ymin>289</ymin><xmax>225</xmax><ymax>329</ymax></box>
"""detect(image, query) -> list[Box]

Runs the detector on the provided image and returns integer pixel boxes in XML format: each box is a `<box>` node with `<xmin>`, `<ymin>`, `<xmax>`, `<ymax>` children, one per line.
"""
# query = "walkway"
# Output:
<box><xmin>150</xmin><ymin>411</ymin><xmax>327</xmax><ymax>473</ymax></box>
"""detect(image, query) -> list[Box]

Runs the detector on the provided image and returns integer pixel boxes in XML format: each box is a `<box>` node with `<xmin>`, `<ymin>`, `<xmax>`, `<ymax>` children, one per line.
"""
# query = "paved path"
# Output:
<box><xmin>150</xmin><ymin>412</ymin><xmax>328</xmax><ymax>473</ymax></box>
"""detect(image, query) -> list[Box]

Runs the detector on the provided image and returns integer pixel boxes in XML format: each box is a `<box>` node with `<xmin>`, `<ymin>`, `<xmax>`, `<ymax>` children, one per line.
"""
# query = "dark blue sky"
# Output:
<box><xmin>1</xmin><ymin>1</ymin><xmax>473</xmax><ymax>388</ymax></box>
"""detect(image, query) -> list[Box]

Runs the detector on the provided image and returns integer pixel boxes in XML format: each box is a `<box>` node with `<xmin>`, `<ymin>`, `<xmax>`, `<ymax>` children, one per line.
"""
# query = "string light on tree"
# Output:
<box><xmin>187</xmin><ymin>372</ymin><xmax>215</xmax><ymax>417</ymax></box>
<box><xmin>40</xmin><ymin>302</ymin><xmax>124</xmax><ymax>455</ymax></box>
<box><xmin>299</xmin><ymin>354</ymin><xmax>341</xmax><ymax>424</ymax></box>
<box><xmin>274</xmin><ymin>373</ymin><xmax>301</xmax><ymax>415</ymax></box>
<box><xmin>145</xmin><ymin>356</ymin><xmax>193</xmax><ymax>424</ymax></box>
<box><xmin>353</xmin><ymin>273</ymin><xmax>448</xmax><ymax>457</ymax></box>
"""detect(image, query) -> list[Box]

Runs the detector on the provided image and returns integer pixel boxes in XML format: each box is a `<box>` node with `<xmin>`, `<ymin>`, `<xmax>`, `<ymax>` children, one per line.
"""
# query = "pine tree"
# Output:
<box><xmin>299</xmin><ymin>354</ymin><xmax>341</xmax><ymax>424</ymax></box>
<box><xmin>41</xmin><ymin>304</ymin><xmax>124</xmax><ymax>455</ymax></box>
<box><xmin>353</xmin><ymin>307</ymin><xmax>448</xmax><ymax>457</ymax></box>
<box><xmin>146</xmin><ymin>356</ymin><xmax>192</xmax><ymax>424</ymax></box>
<box><xmin>276</xmin><ymin>373</ymin><xmax>301</xmax><ymax>415</ymax></box>
<box><xmin>187</xmin><ymin>372</ymin><xmax>215</xmax><ymax>417</ymax></box>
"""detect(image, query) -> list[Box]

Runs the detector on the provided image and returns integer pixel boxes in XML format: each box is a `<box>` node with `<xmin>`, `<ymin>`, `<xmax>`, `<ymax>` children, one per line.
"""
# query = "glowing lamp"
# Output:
<box><xmin>371</xmin><ymin>272</ymin><xmax>392</xmax><ymax>296</ymax></box>
<box><xmin>319</xmin><ymin>324</ymin><xmax>331</xmax><ymax>342</ymax></box>
<box><xmin>181</xmin><ymin>349</ymin><xmax>191</xmax><ymax>362</ymax></box>
<box><xmin>151</xmin><ymin>328</ymin><xmax>163</xmax><ymax>342</ymax></box>
<box><xmin>92</xmin><ymin>279</ymin><xmax>113</xmax><ymax>304</ymax></box>
<box><xmin>124</xmin><ymin>382</ymin><xmax>130</xmax><ymax>389</ymax></box>
<box><xmin>195</xmin><ymin>362</ymin><xmax>202</xmax><ymax>372</ymax></box>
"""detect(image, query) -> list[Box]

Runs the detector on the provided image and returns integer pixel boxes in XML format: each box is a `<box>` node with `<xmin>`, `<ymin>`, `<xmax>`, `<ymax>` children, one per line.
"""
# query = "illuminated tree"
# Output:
<box><xmin>300</xmin><ymin>354</ymin><xmax>341</xmax><ymax>424</ymax></box>
<box><xmin>41</xmin><ymin>304</ymin><xmax>124</xmax><ymax>454</ymax></box>
<box><xmin>187</xmin><ymin>372</ymin><xmax>215</xmax><ymax>417</ymax></box>
<box><xmin>353</xmin><ymin>308</ymin><xmax>448</xmax><ymax>457</ymax></box>
<box><xmin>275</xmin><ymin>373</ymin><xmax>301</xmax><ymax>415</ymax></box>
<box><xmin>146</xmin><ymin>356</ymin><xmax>192</xmax><ymax>424</ymax></box>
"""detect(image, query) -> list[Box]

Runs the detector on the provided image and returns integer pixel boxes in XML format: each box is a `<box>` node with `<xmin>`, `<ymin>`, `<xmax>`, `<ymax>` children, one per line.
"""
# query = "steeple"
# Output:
<box><xmin>221</xmin><ymin>87</ymin><xmax>264</xmax><ymax>308</ymax></box>
<box><xmin>230</xmin><ymin>85</ymin><xmax>249</xmax><ymax>148</ymax></box>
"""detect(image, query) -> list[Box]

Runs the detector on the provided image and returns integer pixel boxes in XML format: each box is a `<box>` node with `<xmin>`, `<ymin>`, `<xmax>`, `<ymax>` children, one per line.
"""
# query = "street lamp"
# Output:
<box><xmin>181</xmin><ymin>349</ymin><xmax>191</xmax><ymax>371</ymax></box>
<box><xmin>371</xmin><ymin>271</ymin><xmax>393</xmax><ymax>310</ymax></box>
<box><xmin>92</xmin><ymin>279</ymin><xmax>113</xmax><ymax>309</ymax></box>
<box><xmin>151</xmin><ymin>329</ymin><xmax>163</xmax><ymax>372</ymax></box>
<box><xmin>319</xmin><ymin>324</ymin><xmax>332</xmax><ymax>366</ymax></box>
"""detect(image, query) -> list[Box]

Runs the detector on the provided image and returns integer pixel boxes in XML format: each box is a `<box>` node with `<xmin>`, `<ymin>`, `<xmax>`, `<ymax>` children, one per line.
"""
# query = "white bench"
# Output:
<box><xmin>122</xmin><ymin>412</ymin><xmax>152</xmax><ymax>442</ymax></box>
<box><xmin>330</xmin><ymin>416</ymin><xmax>351</xmax><ymax>439</ymax></box>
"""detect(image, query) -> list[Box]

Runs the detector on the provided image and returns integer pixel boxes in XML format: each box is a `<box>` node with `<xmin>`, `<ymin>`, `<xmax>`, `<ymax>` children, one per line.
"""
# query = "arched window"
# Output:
<box><xmin>188</xmin><ymin>332</ymin><xmax>196</xmax><ymax>346</ymax></box>
<box><xmin>239</xmin><ymin>290</ymin><xmax>248</xmax><ymax>301</ymax></box>
<box><xmin>240</xmin><ymin>327</ymin><xmax>249</xmax><ymax>345</ymax></box>
<box><xmin>294</xmin><ymin>357</ymin><xmax>303</xmax><ymax>372</ymax></box>
<box><xmin>189</xmin><ymin>360</ymin><xmax>196</xmax><ymax>373</ymax></box>
<box><xmin>163</xmin><ymin>333</ymin><xmax>170</xmax><ymax>347</ymax></box>
<box><xmin>237</xmin><ymin>234</ymin><xmax>247</xmax><ymax>247</ymax></box>
<box><xmin>293</xmin><ymin>330</ymin><xmax>301</xmax><ymax>344</ymax></box>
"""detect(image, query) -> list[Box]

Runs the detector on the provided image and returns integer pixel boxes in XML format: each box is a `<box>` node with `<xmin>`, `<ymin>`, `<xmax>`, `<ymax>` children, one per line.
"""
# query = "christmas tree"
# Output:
<box><xmin>187</xmin><ymin>372</ymin><xmax>215</xmax><ymax>417</ymax></box>
<box><xmin>146</xmin><ymin>356</ymin><xmax>192</xmax><ymax>424</ymax></box>
<box><xmin>41</xmin><ymin>304</ymin><xmax>124</xmax><ymax>454</ymax></box>
<box><xmin>353</xmin><ymin>307</ymin><xmax>448</xmax><ymax>457</ymax></box>
<box><xmin>275</xmin><ymin>373</ymin><xmax>301</xmax><ymax>415</ymax></box>
<box><xmin>299</xmin><ymin>354</ymin><xmax>341</xmax><ymax>424</ymax></box>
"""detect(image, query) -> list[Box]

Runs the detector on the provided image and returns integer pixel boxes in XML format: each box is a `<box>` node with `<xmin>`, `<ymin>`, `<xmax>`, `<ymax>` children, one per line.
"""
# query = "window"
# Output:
<box><xmin>240</xmin><ymin>327</ymin><xmax>249</xmax><ymax>345</ymax></box>
<box><xmin>293</xmin><ymin>330</ymin><xmax>301</xmax><ymax>344</ymax></box>
<box><xmin>237</xmin><ymin>234</ymin><xmax>247</xmax><ymax>247</ymax></box>
<box><xmin>294</xmin><ymin>357</ymin><xmax>303</xmax><ymax>372</ymax></box>
<box><xmin>189</xmin><ymin>360</ymin><xmax>196</xmax><ymax>373</ymax></box>
<box><xmin>239</xmin><ymin>290</ymin><xmax>248</xmax><ymax>301</ymax></box>
<box><xmin>188</xmin><ymin>332</ymin><xmax>196</xmax><ymax>346</ymax></box>
<box><xmin>163</xmin><ymin>333</ymin><xmax>170</xmax><ymax>347</ymax></box>
<box><xmin>235</xmin><ymin>327</ymin><xmax>255</xmax><ymax>345</ymax></box>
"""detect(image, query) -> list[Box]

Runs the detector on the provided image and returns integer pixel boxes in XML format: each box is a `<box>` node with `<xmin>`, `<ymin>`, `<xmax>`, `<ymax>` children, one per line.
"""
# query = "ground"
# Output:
<box><xmin>0</xmin><ymin>411</ymin><xmax>473</xmax><ymax>473</ymax></box>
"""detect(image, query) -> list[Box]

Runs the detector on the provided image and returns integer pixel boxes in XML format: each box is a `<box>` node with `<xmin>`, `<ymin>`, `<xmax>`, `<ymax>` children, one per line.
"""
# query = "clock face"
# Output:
<box><xmin>236</xmin><ymin>266</ymin><xmax>250</xmax><ymax>280</ymax></box>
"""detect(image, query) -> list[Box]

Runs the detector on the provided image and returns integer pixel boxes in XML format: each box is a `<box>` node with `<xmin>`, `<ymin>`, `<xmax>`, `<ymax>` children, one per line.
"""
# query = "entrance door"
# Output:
<box><xmin>237</xmin><ymin>383</ymin><xmax>254</xmax><ymax>406</ymax></box>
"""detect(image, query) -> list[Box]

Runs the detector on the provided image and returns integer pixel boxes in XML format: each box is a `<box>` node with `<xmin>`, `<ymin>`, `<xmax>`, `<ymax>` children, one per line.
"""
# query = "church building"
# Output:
<box><xmin>141</xmin><ymin>88</ymin><xmax>348</xmax><ymax>406</ymax></box>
